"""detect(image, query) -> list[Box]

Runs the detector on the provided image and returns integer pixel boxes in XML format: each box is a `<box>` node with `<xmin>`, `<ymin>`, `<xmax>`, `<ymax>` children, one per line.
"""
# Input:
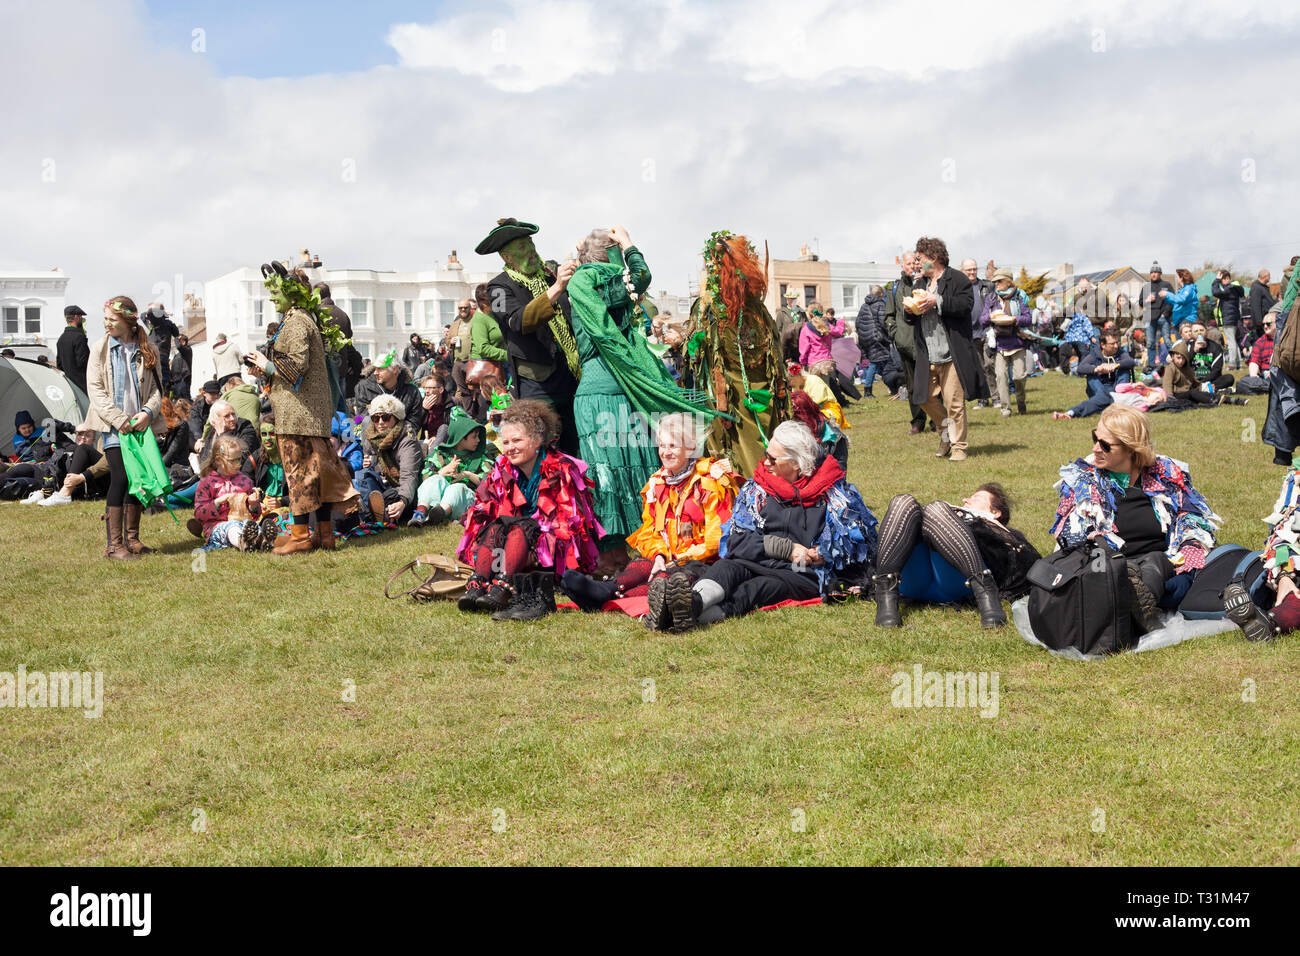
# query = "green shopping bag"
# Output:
<box><xmin>119</xmin><ymin>427</ymin><xmax>178</xmax><ymax>520</ymax></box>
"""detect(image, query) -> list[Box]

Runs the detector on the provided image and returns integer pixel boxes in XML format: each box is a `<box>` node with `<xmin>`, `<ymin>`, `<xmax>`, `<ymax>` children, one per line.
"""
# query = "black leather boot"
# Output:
<box><xmin>968</xmin><ymin>569</ymin><xmax>1006</xmax><ymax>628</ymax></box>
<box><xmin>487</xmin><ymin>575</ymin><xmax>523</xmax><ymax>617</ymax></box>
<box><xmin>511</xmin><ymin>572</ymin><xmax>557</xmax><ymax>621</ymax></box>
<box><xmin>872</xmin><ymin>572</ymin><xmax>902</xmax><ymax>627</ymax></box>
<box><xmin>644</xmin><ymin>574</ymin><xmax>672</xmax><ymax>631</ymax></box>
<box><xmin>458</xmin><ymin>574</ymin><xmax>489</xmax><ymax>612</ymax></box>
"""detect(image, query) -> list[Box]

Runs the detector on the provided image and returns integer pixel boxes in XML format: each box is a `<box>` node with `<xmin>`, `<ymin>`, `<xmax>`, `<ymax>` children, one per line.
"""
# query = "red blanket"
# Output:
<box><xmin>557</xmin><ymin>595</ymin><xmax>824</xmax><ymax>617</ymax></box>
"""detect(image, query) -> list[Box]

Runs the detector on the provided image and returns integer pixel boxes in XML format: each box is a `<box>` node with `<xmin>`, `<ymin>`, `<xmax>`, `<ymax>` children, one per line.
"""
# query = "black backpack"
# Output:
<box><xmin>1026</xmin><ymin>542</ymin><xmax>1134</xmax><ymax>656</ymax></box>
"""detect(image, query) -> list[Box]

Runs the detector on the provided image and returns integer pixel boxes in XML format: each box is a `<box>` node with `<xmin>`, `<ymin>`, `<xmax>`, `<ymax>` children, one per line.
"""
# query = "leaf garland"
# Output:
<box><xmin>263</xmin><ymin>272</ymin><xmax>350</xmax><ymax>354</ymax></box>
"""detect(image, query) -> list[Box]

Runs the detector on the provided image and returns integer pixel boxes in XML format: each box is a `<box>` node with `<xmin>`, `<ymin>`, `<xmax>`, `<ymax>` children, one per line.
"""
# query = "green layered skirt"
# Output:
<box><xmin>574</xmin><ymin>357</ymin><xmax>658</xmax><ymax>540</ymax></box>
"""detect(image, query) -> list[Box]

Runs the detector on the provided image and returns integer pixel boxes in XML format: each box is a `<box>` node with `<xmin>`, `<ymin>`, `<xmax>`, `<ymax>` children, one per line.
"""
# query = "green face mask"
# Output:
<box><xmin>919</xmin><ymin>258</ymin><xmax>934</xmax><ymax>273</ymax></box>
<box><xmin>260</xmin><ymin>425</ymin><xmax>280</xmax><ymax>462</ymax></box>
<box><xmin>500</xmin><ymin>237</ymin><xmax>542</xmax><ymax>276</ymax></box>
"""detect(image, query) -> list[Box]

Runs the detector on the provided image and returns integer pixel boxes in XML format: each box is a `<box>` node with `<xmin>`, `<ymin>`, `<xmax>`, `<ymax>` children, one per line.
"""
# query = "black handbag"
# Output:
<box><xmin>1027</xmin><ymin>542</ymin><xmax>1134</xmax><ymax>655</ymax></box>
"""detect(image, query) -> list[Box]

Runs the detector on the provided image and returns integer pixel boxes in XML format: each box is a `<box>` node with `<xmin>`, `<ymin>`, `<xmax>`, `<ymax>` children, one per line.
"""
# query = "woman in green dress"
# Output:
<box><xmin>567</xmin><ymin>225</ymin><xmax>721</xmax><ymax>542</ymax></box>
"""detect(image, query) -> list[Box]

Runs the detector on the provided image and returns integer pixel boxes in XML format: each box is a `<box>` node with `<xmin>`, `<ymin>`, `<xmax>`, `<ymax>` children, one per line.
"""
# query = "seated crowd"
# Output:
<box><xmin>4</xmin><ymin>250</ymin><xmax>1295</xmax><ymax>646</ymax></box>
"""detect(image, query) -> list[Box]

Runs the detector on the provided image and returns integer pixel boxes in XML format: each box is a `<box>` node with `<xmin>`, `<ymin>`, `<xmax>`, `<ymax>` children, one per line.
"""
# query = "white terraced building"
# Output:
<box><xmin>203</xmin><ymin>252</ymin><xmax>496</xmax><ymax>363</ymax></box>
<box><xmin>0</xmin><ymin>269</ymin><xmax>70</xmax><ymax>359</ymax></box>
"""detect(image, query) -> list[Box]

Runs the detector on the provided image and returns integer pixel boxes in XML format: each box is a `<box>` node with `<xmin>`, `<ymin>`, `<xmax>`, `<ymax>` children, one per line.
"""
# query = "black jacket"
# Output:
<box><xmin>188</xmin><ymin>396</ymin><xmax>213</xmax><ymax>444</ymax></box>
<box><xmin>1248</xmin><ymin>280</ymin><xmax>1276</xmax><ymax>324</ymax></box>
<box><xmin>353</xmin><ymin>369</ymin><xmax>423</xmax><ymax>438</ymax></box>
<box><xmin>906</xmin><ymin>266</ymin><xmax>987</xmax><ymax>400</ymax></box>
<box><xmin>170</xmin><ymin>347</ymin><xmax>192</xmax><ymax>397</ymax></box>
<box><xmin>1212</xmin><ymin>279</ymin><xmax>1244</xmax><ymax>326</ymax></box>
<box><xmin>883</xmin><ymin>272</ymin><xmax>917</xmax><ymax>362</ymax></box>
<box><xmin>854</xmin><ymin>294</ymin><xmax>890</xmax><ymax>367</ymax></box>
<box><xmin>961</xmin><ymin>511</ymin><xmax>1041</xmax><ymax>600</ymax></box>
<box><xmin>1139</xmin><ymin>278</ymin><xmax>1174</xmax><ymax>325</ymax></box>
<box><xmin>55</xmin><ymin>325</ymin><xmax>91</xmax><ymax>394</ymax></box>
<box><xmin>724</xmin><ymin>488</ymin><xmax>826</xmax><ymax>590</ymax></box>
<box><xmin>160</xmin><ymin>421</ymin><xmax>193</xmax><ymax>470</ymax></box>
<box><xmin>486</xmin><ymin>268</ymin><xmax>577</xmax><ymax>395</ymax></box>
<box><xmin>144</xmin><ymin>313</ymin><xmax>180</xmax><ymax>379</ymax></box>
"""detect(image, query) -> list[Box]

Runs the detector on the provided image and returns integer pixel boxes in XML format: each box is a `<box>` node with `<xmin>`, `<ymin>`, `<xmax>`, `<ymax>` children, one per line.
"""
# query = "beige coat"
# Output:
<box><xmin>81</xmin><ymin>334</ymin><xmax>165</xmax><ymax>437</ymax></box>
<box><xmin>268</xmin><ymin>308</ymin><xmax>333</xmax><ymax>437</ymax></box>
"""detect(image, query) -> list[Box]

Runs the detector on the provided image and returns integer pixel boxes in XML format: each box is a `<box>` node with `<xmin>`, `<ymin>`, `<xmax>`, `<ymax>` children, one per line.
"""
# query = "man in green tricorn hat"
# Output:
<box><xmin>477</xmin><ymin>217</ymin><xmax>580</xmax><ymax>455</ymax></box>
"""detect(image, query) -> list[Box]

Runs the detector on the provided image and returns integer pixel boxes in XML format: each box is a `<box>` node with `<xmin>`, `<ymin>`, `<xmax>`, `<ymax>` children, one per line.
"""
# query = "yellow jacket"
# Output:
<box><xmin>626</xmin><ymin>457</ymin><xmax>740</xmax><ymax>563</ymax></box>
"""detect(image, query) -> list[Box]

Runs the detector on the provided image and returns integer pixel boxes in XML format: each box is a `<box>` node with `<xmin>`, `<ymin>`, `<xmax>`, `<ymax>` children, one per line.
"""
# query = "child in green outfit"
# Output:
<box><xmin>409</xmin><ymin>406</ymin><xmax>496</xmax><ymax>527</ymax></box>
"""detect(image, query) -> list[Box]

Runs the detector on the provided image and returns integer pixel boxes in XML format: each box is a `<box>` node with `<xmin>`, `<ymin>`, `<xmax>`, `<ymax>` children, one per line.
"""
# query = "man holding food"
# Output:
<box><xmin>977</xmin><ymin>268</ymin><xmax>1033</xmax><ymax>417</ymax></box>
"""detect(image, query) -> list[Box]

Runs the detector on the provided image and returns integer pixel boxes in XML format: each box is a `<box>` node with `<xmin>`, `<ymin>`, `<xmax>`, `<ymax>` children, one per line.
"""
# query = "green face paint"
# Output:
<box><xmin>260</xmin><ymin>423</ymin><xmax>280</xmax><ymax>462</ymax></box>
<box><xmin>500</xmin><ymin>236</ymin><xmax>542</xmax><ymax>276</ymax></box>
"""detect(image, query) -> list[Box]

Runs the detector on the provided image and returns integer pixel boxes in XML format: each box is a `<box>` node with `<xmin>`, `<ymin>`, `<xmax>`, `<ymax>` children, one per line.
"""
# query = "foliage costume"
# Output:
<box><xmin>686</xmin><ymin>231</ymin><xmax>790</xmax><ymax>477</ymax></box>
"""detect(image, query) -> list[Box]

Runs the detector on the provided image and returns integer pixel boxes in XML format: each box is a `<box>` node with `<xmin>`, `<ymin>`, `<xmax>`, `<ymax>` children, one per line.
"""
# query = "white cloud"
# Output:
<box><xmin>2</xmin><ymin>0</ymin><xmax>1300</xmax><ymax>342</ymax></box>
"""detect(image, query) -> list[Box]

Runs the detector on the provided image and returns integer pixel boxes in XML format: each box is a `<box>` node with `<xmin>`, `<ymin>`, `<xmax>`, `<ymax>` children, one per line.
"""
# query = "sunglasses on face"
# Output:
<box><xmin>371</xmin><ymin>413</ymin><xmax>395</xmax><ymax>423</ymax></box>
<box><xmin>763</xmin><ymin>452</ymin><xmax>791</xmax><ymax>466</ymax></box>
<box><xmin>1091</xmin><ymin>430</ymin><xmax>1113</xmax><ymax>453</ymax></box>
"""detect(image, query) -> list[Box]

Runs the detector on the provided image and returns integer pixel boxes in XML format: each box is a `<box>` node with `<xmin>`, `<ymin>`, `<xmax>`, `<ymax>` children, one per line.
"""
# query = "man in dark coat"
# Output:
<box><xmin>353</xmin><ymin>350</ymin><xmax>424</xmax><ymax>438</ymax></box>
<box><xmin>884</xmin><ymin>251</ymin><xmax>928</xmax><ymax>433</ymax></box>
<box><xmin>477</xmin><ymin>217</ymin><xmax>580</xmax><ymax>455</ymax></box>
<box><xmin>313</xmin><ymin>282</ymin><xmax>363</xmax><ymax>400</ymax></box>
<box><xmin>905</xmin><ymin>236</ymin><xmax>986</xmax><ymax>461</ymax></box>
<box><xmin>854</xmin><ymin>286</ymin><xmax>891</xmax><ymax>396</ymax></box>
<box><xmin>142</xmin><ymin>303</ymin><xmax>180</xmax><ymax>395</ymax></box>
<box><xmin>1139</xmin><ymin>262</ymin><xmax>1174</xmax><ymax>372</ymax></box>
<box><xmin>1249</xmin><ymin>269</ymin><xmax>1276</xmax><ymax>328</ymax></box>
<box><xmin>55</xmin><ymin>305</ymin><xmax>90</xmax><ymax>394</ymax></box>
<box><xmin>171</xmin><ymin>333</ymin><xmax>193</xmax><ymax>400</ymax></box>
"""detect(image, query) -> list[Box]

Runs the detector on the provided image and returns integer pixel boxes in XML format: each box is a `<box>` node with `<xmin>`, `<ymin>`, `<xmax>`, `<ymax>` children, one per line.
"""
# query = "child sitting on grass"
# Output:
<box><xmin>409</xmin><ymin>406</ymin><xmax>496</xmax><ymax>527</ymax></box>
<box><xmin>195</xmin><ymin>434</ymin><xmax>266</xmax><ymax>551</ymax></box>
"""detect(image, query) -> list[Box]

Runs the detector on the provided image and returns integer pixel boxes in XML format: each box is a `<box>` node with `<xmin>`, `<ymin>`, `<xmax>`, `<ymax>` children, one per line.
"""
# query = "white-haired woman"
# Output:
<box><xmin>566</xmin><ymin>225</ymin><xmax>724</xmax><ymax>545</ymax></box>
<box><xmin>356</xmin><ymin>393</ymin><xmax>425</xmax><ymax>524</ymax></box>
<box><xmin>661</xmin><ymin>420</ymin><xmax>878</xmax><ymax>630</ymax></box>
<box><xmin>559</xmin><ymin>412</ymin><xmax>741</xmax><ymax>619</ymax></box>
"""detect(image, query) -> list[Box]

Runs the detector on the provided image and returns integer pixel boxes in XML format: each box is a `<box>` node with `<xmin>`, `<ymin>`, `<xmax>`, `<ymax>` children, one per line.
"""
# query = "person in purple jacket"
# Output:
<box><xmin>977</xmin><ymin>268</ymin><xmax>1033</xmax><ymax>417</ymax></box>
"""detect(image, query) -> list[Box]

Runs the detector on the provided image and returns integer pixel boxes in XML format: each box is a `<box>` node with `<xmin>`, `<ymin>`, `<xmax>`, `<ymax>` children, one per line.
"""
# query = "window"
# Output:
<box><xmin>354</xmin><ymin>342</ymin><xmax>372</xmax><ymax>360</ymax></box>
<box><xmin>439</xmin><ymin>300</ymin><xmax>455</xmax><ymax>328</ymax></box>
<box><xmin>385</xmin><ymin>301</ymin><xmax>395</xmax><ymax>329</ymax></box>
<box><xmin>253</xmin><ymin>299</ymin><xmax>264</xmax><ymax>328</ymax></box>
<box><xmin>2</xmin><ymin>306</ymin><xmax>17</xmax><ymax>334</ymax></box>
<box><xmin>351</xmin><ymin>300</ymin><xmax>369</xmax><ymax>327</ymax></box>
<box><xmin>24</xmin><ymin>306</ymin><xmax>40</xmax><ymax>333</ymax></box>
<box><xmin>778</xmin><ymin>284</ymin><xmax>788</xmax><ymax>302</ymax></box>
<box><xmin>403</xmin><ymin>301</ymin><xmax>413</xmax><ymax>328</ymax></box>
<box><xmin>842</xmin><ymin>285</ymin><xmax>856</xmax><ymax>310</ymax></box>
<box><xmin>804</xmin><ymin>285</ymin><xmax>817</xmax><ymax>306</ymax></box>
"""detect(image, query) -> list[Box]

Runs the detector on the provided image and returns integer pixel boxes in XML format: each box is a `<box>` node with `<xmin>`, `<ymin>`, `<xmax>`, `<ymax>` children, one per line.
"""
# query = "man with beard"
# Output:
<box><xmin>884</xmin><ymin>250</ymin><xmax>929</xmax><ymax>434</ymax></box>
<box><xmin>478</xmin><ymin>218</ymin><xmax>580</xmax><ymax>455</ymax></box>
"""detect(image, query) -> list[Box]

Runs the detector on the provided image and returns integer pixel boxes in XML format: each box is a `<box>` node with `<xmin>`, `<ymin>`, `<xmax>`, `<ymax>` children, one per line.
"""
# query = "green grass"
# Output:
<box><xmin>1</xmin><ymin>371</ymin><xmax>1296</xmax><ymax>865</ymax></box>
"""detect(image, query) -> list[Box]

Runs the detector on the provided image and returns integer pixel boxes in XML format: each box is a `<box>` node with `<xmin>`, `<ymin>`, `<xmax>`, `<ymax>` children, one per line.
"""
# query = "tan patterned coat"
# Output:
<box><xmin>268</xmin><ymin>307</ymin><xmax>333</xmax><ymax>437</ymax></box>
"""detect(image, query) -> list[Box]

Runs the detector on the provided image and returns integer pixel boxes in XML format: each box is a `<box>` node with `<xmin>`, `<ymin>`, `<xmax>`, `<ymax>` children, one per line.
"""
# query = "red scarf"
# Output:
<box><xmin>753</xmin><ymin>454</ymin><xmax>842</xmax><ymax>507</ymax></box>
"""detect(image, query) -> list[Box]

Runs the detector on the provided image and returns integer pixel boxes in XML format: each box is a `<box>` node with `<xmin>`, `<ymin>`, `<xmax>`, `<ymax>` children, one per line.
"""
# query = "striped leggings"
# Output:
<box><xmin>875</xmin><ymin>494</ymin><xmax>986</xmax><ymax>580</ymax></box>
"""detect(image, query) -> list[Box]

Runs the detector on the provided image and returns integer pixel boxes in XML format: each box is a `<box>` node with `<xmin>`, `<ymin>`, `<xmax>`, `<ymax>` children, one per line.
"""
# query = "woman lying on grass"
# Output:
<box><xmin>872</xmin><ymin>482</ymin><xmax>1040</xmax><ymax>630</ymax></box>
<box><xmin>1222</xmin><ymin>466</ymin><xmax>1300</xmax><ymax>642</ymax></box>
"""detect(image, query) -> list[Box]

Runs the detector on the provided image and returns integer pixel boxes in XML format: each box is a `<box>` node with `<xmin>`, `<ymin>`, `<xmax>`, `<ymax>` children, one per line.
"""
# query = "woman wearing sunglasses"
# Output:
<box><xmin>356</xmin><ymin>394</ymin><xmax>425</xmax><ymax>525</ymax></box>
<box><xmin>1051</xmin><ymin>404</ymin><xmax>1220</xmax><ymax>633</ymax></box>
<box><xmin>658</xmin><ymin>420</ymin><xmax>877</xmax><ymax>630</ymax></box>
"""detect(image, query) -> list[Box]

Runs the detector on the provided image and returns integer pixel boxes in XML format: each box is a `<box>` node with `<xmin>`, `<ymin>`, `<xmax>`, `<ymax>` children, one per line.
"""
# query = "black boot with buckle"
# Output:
<box><xmin>872</xmin><ymin>572</ymin><xmax>902</xmax><ymax>627</ymax></box>
<box><xmin>968</xmin><ymin>569</ymin><xmax>1007</xmax><ymax>628</ymax></box>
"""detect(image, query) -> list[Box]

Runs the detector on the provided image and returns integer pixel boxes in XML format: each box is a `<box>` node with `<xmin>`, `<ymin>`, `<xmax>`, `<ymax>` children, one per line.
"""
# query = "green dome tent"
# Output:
<box><xmin>0</xmin><ymin>357</ymin><xmax>89</xmax><ymax>455</ymax></box>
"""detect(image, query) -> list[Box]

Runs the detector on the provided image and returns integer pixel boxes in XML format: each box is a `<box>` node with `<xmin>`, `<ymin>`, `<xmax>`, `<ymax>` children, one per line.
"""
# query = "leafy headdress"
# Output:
<box><xmin>260</xmin><ymin>261</ymin><xmax>350</xmax><ymax>354</ymax></box>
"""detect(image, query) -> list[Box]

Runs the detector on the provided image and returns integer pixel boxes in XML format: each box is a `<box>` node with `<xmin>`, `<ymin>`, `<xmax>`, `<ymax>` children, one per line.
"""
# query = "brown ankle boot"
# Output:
<box><xmin>123</xmin><ymin>501</ymin><xmax>155</xmax><ymax>554</ymax></box>
<box><xmin>313</xmin><ymin>518</ymin><xmax>336</xmax><ymax>550</ymax></box>
<box><xmin>273</xmin><ymin>523</ymin><xmax>316</xmax><ymax>555</ymax></box>
<box><xmin>104</xmin><ymin>506</ymin><xmax>136</xmax><ymax>560</ymax></box>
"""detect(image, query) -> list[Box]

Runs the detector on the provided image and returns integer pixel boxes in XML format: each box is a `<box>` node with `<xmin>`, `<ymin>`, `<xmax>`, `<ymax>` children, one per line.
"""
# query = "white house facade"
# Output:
<box><xmin>203</xmin><ymin>259</ymin><xmax>496</xmax><ymax>362</ymax></box>
<box><xmin>827</xmin><ymin>261</ymin><xmax>897</xmax><ymax>317</ymax></box>
<box><xmin>0</xmin><ymin>270</ymin><xmax>70</xmax><ymax>357</ymax></box>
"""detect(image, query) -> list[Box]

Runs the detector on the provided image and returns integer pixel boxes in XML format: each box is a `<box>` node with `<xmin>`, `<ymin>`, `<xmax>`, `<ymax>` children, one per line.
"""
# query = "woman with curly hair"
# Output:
<box><xmin>244</xmin><ymin>262</ymin><xmax>359</xmax><ymax>554</ymax></box>
<box><xmin>687</xmin><ymin>231</ymin><xmax>790</xmax><ymax>477</ymax></box>
<box><xmin>83</xmin><ymin>294</ymin><xmax>164</xmax><ymax>559</ymax></box>
<box><xmin>1051</xmin><ymin>403</ymin><xmax>1219</xmax><ymax>634</ymax></box>
<box><xmin>456</xmin><ymin>398</ymin><xmax>603</xmax><ymax>621</ymax></box>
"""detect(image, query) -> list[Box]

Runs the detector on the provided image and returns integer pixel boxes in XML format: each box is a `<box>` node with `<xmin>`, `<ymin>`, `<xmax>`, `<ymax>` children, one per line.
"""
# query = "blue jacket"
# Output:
<box><xmin>1165</xmin><ymin>284</ymin><xmax>1200</xmax><ymax>326</ymax></box>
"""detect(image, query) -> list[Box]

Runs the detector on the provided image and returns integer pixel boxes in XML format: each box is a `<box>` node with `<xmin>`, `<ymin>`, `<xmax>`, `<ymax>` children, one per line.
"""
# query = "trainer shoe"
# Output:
<box><xmin>38</xmin><ymin>492</ymin><xmax>72</xmax><ymax>506</ymax></box>
<box><xmin>1222</xmin><ymin>580</ymin><xmax>1277</xmax><ymax>642</ymax></box>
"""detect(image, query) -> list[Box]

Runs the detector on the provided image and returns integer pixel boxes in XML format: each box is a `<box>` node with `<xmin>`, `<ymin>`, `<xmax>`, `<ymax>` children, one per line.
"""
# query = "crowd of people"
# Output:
<box><xmin>4</xmin><ymin>226</ymin><xmax>1298</xmax><ymax>644</ymax></box>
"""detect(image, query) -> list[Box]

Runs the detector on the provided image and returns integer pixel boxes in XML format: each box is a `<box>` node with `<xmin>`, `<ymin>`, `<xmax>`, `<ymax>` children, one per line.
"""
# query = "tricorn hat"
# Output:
<box><xmin>475</xmin><ymin>218</ymin><xmax>539</xmax><ymax>256</ymax></box>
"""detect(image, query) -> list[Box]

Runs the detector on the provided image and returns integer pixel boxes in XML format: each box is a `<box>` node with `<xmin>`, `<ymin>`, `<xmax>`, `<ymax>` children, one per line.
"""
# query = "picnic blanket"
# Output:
<box><xmin>557</xmin><ymin>595</ymin><xmax>825</xmax><ymax>617</ymax></box>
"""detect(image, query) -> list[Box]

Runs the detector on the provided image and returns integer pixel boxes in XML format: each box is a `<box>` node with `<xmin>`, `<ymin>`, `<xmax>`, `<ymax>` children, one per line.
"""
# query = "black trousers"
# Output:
<box><xmin>900</xmin><ymin>357</ymin><xmax>927</xmax><ymax>428</ymax></box>
<box><xmin>702</xmin><ymin>558</ymin><xmax>820</xmax><ymax>618</ymax></box>
<box><xmin>103</xmin><ymin>445</ymin><xmax>142</xmax><ymax>509</ymax></box>
<box><xmin>519</xmin><ymin>374</ymin><xmax>579</xmax><ymax>457</ymax></box>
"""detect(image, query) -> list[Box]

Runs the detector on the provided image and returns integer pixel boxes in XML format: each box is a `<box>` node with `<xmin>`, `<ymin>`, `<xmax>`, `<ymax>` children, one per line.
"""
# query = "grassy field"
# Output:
<box><xmin>1</xmin><ymin>371</ymin><xmax>1296</xmax><ymax>866</ymax></box>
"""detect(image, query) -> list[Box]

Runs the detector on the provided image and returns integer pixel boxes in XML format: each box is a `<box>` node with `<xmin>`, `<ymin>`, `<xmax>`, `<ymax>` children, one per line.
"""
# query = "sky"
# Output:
<box><xmin>3</xmin><ymin>0</ymin><xmax>1300</xmax><ymax>337</ymax></box>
